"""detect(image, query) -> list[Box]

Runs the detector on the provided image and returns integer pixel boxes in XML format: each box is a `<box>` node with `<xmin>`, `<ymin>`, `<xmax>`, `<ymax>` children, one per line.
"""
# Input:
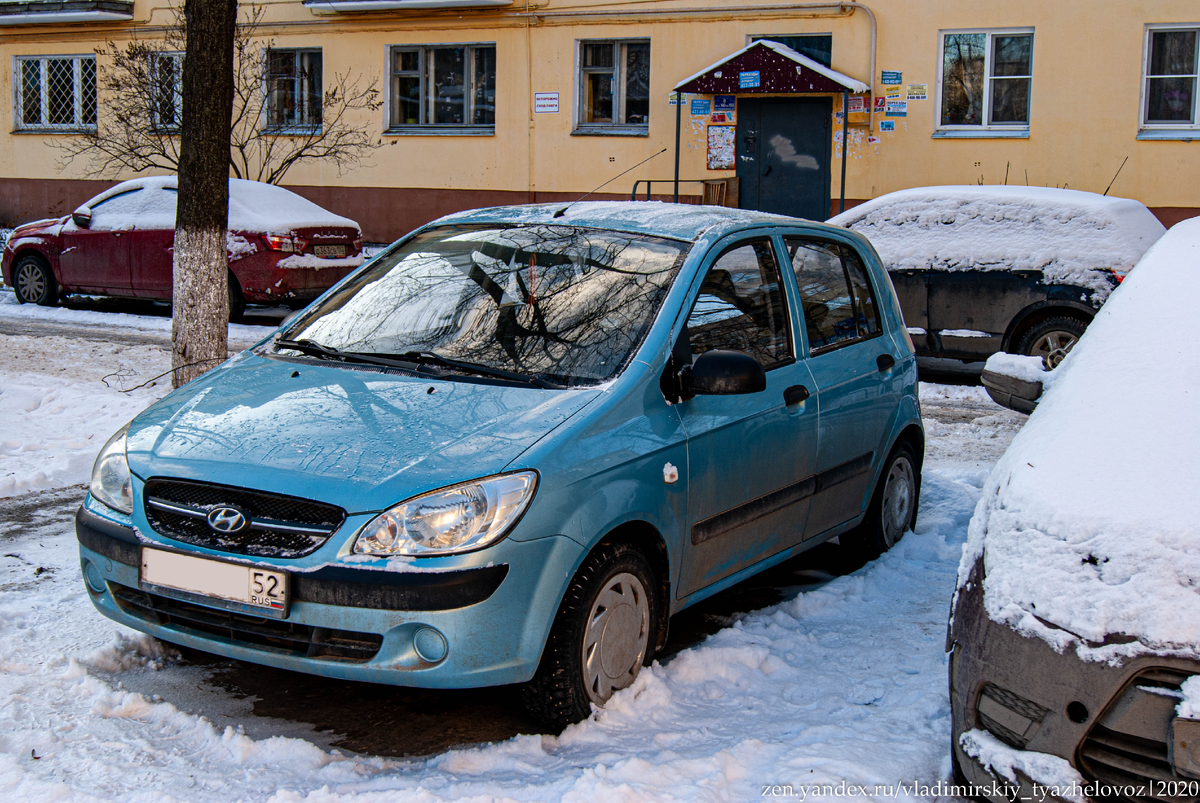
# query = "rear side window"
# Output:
<box><xmin>786</xmin><ymin>238</ymin><xmax>881</xmax><ymax>354</ymax></box>
<box><xmin>685</xmin><ymin>239</ymin><xmax>792</xmax><ymax>366</ymax></box>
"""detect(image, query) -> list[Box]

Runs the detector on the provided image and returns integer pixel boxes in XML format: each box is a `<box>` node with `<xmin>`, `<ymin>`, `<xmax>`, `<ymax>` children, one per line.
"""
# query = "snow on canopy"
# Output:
<box><xmin>829</xmin><ymin>186</ymin><xmax>1165</xmax><ymax>296</ymax></box>
<box><xmin>77</xmin><ymin>176</ymin><xmax>359</xmax><ymax>233</ymax></box>
<box><xmin>673</xmin><ymin>39</ymin><xmax>869</xmax><ymax>94</ymax></box>
<box><xmin>958</xmin><ymin>217</ymin><xmax>1200</xmax><ymax>661</ymax></box>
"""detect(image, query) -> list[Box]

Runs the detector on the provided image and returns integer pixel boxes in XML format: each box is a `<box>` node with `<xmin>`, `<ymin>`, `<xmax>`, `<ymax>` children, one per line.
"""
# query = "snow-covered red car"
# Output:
<box><xmin>1</xmin><ymin>177</ymin><xmax>364</xmax><ymax>318</ymax></box>
<box><xmin>949</xmin><ymin>218</ymin><xmax>1200</xmax><ymax>800</ymax></box>
<box><xmin>830</xmin><ymin>187</ymin><xmax>1165</xmax><ymax>368</ymax></box>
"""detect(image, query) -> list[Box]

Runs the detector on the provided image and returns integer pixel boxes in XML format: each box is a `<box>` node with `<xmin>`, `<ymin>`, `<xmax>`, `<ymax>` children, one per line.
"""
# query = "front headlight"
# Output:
<box><xmin>90</xmin><ymin>424</ymin><xmax>133</xmax><ymax>514</ymax></box>
<box><xmin>354</xmin><ymin>472</ymin><xmax>538</xmax><ymax>556</ymax></box>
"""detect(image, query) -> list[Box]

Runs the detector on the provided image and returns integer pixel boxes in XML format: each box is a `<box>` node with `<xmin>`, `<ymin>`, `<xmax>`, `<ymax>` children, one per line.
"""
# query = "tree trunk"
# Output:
<box><xmin>171</xmin><ymin>0</ymin><xmax>237</xmax><ymax>388</ymax></box>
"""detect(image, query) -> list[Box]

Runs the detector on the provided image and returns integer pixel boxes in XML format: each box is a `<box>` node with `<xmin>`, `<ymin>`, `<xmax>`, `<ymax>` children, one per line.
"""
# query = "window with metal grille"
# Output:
<box><xmin>149</xmin><ymin>52</ymin><xmax>183</xmax><ymax>133</ymax></box>
<box><xmin>575</xmin><ymin>39</ymin><xmax>650</xmax><ymax>135</ymax></box>
<box><xmin>1140</xmin><ymin>25</ymin><xmax>1198</xmax><ymax>136</ymax></box>
<box><xmin>266</xmin><ymin>48</ymin><xmax>322</xmax><ymax>131</ymax></box>
<box><xmin>15</xmin><ymin>55</ymin><xmax>97</xmax><ymax>132</ymax></box>
<box><xmin>388</xmin><ymin>43</ymin><xmax>496</xmax><ymax>132</ymax></box>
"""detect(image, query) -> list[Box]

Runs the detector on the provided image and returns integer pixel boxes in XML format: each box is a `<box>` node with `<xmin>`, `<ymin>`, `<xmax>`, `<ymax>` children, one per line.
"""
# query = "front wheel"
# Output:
<box><xmin>523</xmin><ymin>542</ymin><xmax>657</xmax><ymax>730</ymax></box>
<box><xmin>13</xmin><ymin>255</ymin><xmax>57</xmax><ymax>306</ymax></box>
<box><xmin>843</xmin><ymin>441</ymin><xmax>920</xmax><ymax>559</ymax></box>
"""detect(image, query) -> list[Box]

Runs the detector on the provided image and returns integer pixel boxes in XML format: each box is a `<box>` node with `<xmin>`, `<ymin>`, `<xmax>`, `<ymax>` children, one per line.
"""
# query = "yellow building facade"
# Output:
<box><xmin>1</xmin><ymin>0</ymin><xmax>1197</xmax><ymax>241</ymax></box>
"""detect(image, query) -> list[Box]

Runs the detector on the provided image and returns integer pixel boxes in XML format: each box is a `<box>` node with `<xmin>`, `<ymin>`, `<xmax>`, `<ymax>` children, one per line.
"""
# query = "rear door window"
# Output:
<box><xmin>786</xmin><ymin>237</ymin><xmax>881</xmax><ymax>354</ymax></box>
<box><xmin>685</xmin><ymin>239</ymin><xmax>792</xmax><ymax>367</ymax></box>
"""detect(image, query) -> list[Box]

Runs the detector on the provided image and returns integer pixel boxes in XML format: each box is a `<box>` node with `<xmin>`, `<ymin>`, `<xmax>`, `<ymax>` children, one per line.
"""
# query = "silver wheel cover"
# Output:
<box><xmin>1031</xmin><ymin>330</ymin><xmax>1078</xmax><ymax>369</ymax></box>
<box><xmin>582</xmin><ymin>571</ymin><xmax>650</xmax><ymax>706</ymax></box>
<box><xmin>881</xmin><ymin>455</ymin><xmax>915</xmax><ymax>548</ymax></box>
<box><xmin>16</xmin><ymin>262</ymin><xmax>46</xmax><ymax>303</ymax></box>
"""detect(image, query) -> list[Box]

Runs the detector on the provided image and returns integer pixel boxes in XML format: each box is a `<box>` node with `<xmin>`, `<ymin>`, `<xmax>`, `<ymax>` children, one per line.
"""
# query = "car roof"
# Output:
<box><xmin>429</xmin><ymin>201</ymin><xmax>834</xmax><ymax>243</ymax></box>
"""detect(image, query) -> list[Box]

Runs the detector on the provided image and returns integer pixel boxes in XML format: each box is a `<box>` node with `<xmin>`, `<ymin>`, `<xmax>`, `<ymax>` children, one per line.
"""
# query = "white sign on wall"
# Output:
<box><xmin>534</xmin><ymin>93</ymin><xmax>560</xmax><ymax>113</ymax></box>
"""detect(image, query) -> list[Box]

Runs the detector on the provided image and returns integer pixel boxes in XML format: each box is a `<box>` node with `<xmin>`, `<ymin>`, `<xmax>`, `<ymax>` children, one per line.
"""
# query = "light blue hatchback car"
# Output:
<box><xmin>77</xmin><ymin>202</ymin><xmax>923</xmax><ymax>727</ymax></box>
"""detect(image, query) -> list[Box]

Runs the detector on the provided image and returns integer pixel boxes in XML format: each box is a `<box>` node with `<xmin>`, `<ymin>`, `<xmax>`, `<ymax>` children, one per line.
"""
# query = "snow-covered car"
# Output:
<box><xmin>949</xmin><ymin>218</ymin><xmax>1200</xmax><ymax>801</ymax></box>
<box><xmin>1</xmin><ymin>177</ymin><xmax>364</xmax><ymax>318</ymax></box>
<box><xmin>829</xmin><ymin>187</ymin><xmax>1165</xmax><ymax>367</ymax></box>
<box><xmin>74</xmin><ymin>202</ymin><xmax>924</xmax><ymax>728</ymax></box>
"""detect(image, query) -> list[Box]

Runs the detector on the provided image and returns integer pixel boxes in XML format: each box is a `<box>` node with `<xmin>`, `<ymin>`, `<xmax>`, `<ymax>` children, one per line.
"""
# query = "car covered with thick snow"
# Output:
<box><xmin>829</xmin><ymin>187</ymin><xmax>1164</xmax><ymax>367</ymax></box>
<box><xmin>1</xmin><ymin>176</ymin><xmax>364</xmax><ymax>318</ymax></box>
<box><xmin>74</xmin><ymin>201</ymin><xmax>923</xmax><ymax>728</ymax></box>
<box><xmin>949</xmin><ymin>218</ymin><xmax>1200</xmax><ymax>801</ymax></box>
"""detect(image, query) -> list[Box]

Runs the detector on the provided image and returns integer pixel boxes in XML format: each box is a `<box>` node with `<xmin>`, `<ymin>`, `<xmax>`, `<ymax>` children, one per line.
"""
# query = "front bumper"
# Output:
<box><xmin>950</xmin><ymin>557</ymin><xmax>1200</xmax><ymax>803</ymax></box>
<box><xmin>77</xmin><ymin>502</ymin><xmax>584</xmax><ymax>688</ymax></box>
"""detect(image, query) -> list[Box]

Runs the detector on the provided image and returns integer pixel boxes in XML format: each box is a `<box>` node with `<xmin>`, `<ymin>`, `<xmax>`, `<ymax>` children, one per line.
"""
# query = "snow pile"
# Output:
<box><xmin>960</xmin><ymin>218</ymin><xmax>1200</xmax><ymax>660</ymax></box>
<box><xmin>960</xmin><ymin>729</ymin><xmax>1086</xmax><ymax>801</ymax></box>
<box><xmin>983</xmin><ymin>353</ymin><xmax>1056</xmax><ymax>388</ymax></box>
<box><xmin>77</xmin><ymin>176</ymin><xmax>360</xmax><ymax>234</ymax></box>
<box><xmin>1178</xmin><ymin>676</ymin><xmax>1200</xmax><ymax>720</ymax></box>
<box><xmin>830</xmin><ymin>187</ymin><xmax>1165</xmax><ymax>297</ymax></box>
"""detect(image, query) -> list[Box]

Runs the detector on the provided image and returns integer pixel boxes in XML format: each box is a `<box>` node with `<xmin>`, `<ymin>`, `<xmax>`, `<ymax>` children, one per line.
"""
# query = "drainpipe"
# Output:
<box><xmin>674</xmin><ymin>92</ymin><xmax>682</xmax><ymax>203</ymax></box>
<box><xmin>840</xmin><ymin>89</ymin><xmax>848</xmax><ymax>215</ymax></box>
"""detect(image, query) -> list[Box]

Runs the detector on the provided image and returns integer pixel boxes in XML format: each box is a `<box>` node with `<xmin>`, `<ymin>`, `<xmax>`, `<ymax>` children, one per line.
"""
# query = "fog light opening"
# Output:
<box><xmin>82</xmin><ymin>559</ymin><xmax>106</xmax><ymax>595</ymax></box>
<box><xmin>413</xmin><ymin>627</ymin><xmax>448</xmax><ymax>664</ymax></box>
<box><xmin>1067</xmin><ymin>701</ymin><xmax>1089</xmax><ymax>724</ymax></box>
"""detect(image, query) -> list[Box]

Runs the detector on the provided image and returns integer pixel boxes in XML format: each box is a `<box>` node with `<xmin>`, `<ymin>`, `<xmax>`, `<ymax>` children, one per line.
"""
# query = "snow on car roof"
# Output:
<box><xmin>430</xmin><ymin>201</ymin><xmax>811</xmax><ymax>243</ymax></box>
<box><xmin>829</xmin><ymin>186</ymin><xmax>1165</xmax><ymax>294</ymax></box>
<box><xmin>80</xmin><ymin>176</ymin><xmax>359</xmax><ymax>233</ymax></box>
<box><xmin>959</xmin><ymin>217</ymin><xmax>1200</xmax><ymax>660</ymax></box>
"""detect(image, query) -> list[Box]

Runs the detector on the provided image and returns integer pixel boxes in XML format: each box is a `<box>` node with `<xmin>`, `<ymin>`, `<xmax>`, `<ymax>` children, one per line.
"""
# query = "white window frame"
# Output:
<box><xmin>264</xmin><ymin>47</ymin><xmax>322</xmax><ymax>133</ymax></box>
<box><xmin>1138</xmin><ymin>23</ymin><xmax>1200</xmax><ymax>140</ymax></box>
<box><xmin>384</xmin><ymin>42</ymin><xmax>496</xmax><ymax>135</ymax></box>
<box><xmin>934</xmin><ymin>27</ymin><xmax>1033</xmax><ymax>139</ymax></box>
<box><xmin>573</xmin><ymin>38</ymin><xmax>651</xmax><ymax>136</ymax></box>
<box><xmin>148</xmin><ymin>51</ymin><xmax>183</xmax><ymax>134</ymax></box>
<box><xmin>13</xmin><ymin>54</ymin><xmax>97</xmax><ymax>133</ymax></box>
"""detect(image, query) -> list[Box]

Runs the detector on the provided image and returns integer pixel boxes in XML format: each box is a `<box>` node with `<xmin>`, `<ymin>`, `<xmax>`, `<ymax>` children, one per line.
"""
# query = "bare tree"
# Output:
<box><xmin>172</xmin><ymin>0</ymin><xmax>236</xmax><ymax>388</ymax></box>
<box><xmin>56</xmin><ymin>6</ymin><xmax>381</xmax><ymax>185</ymax></box>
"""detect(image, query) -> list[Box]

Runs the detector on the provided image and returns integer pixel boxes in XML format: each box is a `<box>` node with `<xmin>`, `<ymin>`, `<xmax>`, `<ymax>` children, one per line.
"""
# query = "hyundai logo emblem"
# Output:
<box><xmin>207</xmin><ymin>506</ymin><xmax>248</xmax><ymax>534</ymax></box>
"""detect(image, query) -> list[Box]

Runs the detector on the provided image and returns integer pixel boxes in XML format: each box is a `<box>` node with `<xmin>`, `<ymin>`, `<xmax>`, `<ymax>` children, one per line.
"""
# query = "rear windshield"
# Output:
<box><xmin>282</xmin><ymin>223</ymin><xmax>690</xmax><ymax>386</ymax></box>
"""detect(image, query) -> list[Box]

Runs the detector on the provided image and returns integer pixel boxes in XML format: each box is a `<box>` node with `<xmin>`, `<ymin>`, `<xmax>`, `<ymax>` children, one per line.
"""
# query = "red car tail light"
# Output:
<box><xmin>292</xmin><ymin>238</ymin><xmax>309</xmax><ymax>253</ymax></box>
<box><xmin>263</xmin><ymin>234</ymin><xmax>294</xmax><ymax>253</ymax></box>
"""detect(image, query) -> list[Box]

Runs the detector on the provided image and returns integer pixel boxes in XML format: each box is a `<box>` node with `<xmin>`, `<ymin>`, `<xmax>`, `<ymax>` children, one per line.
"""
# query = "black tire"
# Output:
<box><xmin>13</xmin><ymin>254</ymin><xmax>57</xmax><ymax>306</ymax></box>
<box><xmin>227</xmin><ymin>272</ymin><xmax>245</xmax><ymax>323</ymax></box>
<box><xmin>523</xmin><ymin>542</ymin><xmax>658</xmax><ymax>730</ymax></box>
<box><xmin>1015</xmin><ymin>315</ymin><xmax>1086</xmax><ymax>370</ymax></box>
<box><xmin>843</xmin><ymin>441</ymin><xmax>920</xmax><ymax>560</ymax></box>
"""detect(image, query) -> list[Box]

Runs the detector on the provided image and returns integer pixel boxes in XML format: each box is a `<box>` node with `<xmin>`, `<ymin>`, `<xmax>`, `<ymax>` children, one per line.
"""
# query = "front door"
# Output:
<box><xmin>676</xmin><ymin>235</ymin><xmax>819</xmax><ymax>599</ymax></box>
<box><xmin>926</xmin><ymin>270</ymin><xmax>1045</xmax><ymax>359</ymax></box>
<box><xmin>737</xmin><ymin>97</ymin><xmax>831</xmax><ymax>222</ymax></box>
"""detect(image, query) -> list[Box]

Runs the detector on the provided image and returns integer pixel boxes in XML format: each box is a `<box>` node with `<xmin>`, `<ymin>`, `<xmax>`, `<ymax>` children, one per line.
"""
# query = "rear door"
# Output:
<box><xmin>888</xmin><ymin>269</ymin><xmax>930</xmax><ymax>354</ymax></box>
<box><xmin>131</xmin><ymin>187</ymin><xmax>178</xmax><ymax>298</ymax></box>
<box><xmin>783</xmin><ymin>235</ymin><xmax>903</xmax><ymax>539</ymax></box>
<box><xmin>676</xmin><ymin>235</ymin><xmax>819</xmax><ymax>599</ymax></box>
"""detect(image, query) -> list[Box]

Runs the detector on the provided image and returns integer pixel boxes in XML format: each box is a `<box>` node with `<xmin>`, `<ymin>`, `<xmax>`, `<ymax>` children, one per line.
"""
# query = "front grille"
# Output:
<box><xmin>112</xmin><ymin>583</ymin><xmax>382</xmax><ymax>663</ymax></box>
<box><xmin>143</xmin><ymin>478</ymin><xmax>345</xmax><ymax>558</ymax></box>
<box><xmin>1079</xmin><ymin>668</ymin><xmax>1196</xmax><ymax>803</ymax></box>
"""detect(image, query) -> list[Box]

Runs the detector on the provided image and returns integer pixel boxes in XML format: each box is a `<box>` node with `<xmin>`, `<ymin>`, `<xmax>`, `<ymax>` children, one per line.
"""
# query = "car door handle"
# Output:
<box><xmin>763</xmin><ymin>165</ymin><xmax>773</xmax><ymax>177</ymax></box>
<box><xmin>784</xmin><ymin>385</ymin><xmax>809</xmax><ymax>405</ymax></box>
<box><xmin>877</xmin><ymin>354</ymin><xmax>896</xmax><ymax>372</ymax></box>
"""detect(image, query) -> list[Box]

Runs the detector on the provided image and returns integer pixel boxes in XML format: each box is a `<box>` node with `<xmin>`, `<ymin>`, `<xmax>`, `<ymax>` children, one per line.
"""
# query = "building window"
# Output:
<box><xmin>388</xmin><ymin>44</ymin><xmax>496</xmax><ymax>132</ymax></box>
<box><xmin>937</xmin><ymin>29</ymin><xmax>1032</xmax><ymax>135</ymax></box>
<box><xmin>266</xmin><ymin>49</ymin><xmax>322</xmax><ymax>131</ymax></box>
<box><xmin>149</xmin><ymin>52</ymin><xmax>183</xmax><ymax>133</ymax></box>
<box><xmin>576</xmin><ymin>40</ymin><xmax>650</xmax><ymax>134</ymax></box>
<box><xmin>1141</xmin><ymin>26</ymin><xmax>1198</xmax><ymax>134</ymax></box>
<box><xmin>750</xmin><ymin>34</ymin><xmax>832</xmax><ymax>67</ymax></box>
<box><xmin>15</xmin><ymin>55</ymin><xmax>97</xmax><ymax>132</ymax></box>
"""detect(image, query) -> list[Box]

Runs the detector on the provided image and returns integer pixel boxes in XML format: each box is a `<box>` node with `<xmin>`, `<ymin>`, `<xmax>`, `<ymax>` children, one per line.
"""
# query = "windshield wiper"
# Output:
<box><xmin>395</xmin><ymin>351</ymin><xmax>560</xmax><ymax>389</ymax></box>
<box><xmin>274</xmin><ymin>338</ymin><xmax>440</xmax><ymax>377</ymax></box>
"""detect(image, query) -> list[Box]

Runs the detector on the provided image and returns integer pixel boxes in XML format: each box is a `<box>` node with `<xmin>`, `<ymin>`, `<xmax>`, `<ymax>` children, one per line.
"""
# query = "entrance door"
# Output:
<box><xmin>737</xmin><ymin>97</ymin><xmax>831</xmax><ymax>222</ymax></box>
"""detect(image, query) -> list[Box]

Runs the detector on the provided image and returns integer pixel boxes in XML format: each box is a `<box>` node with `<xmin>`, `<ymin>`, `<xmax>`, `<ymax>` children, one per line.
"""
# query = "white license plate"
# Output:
<box><xmin>312</xmin><ymin>244</ymin><xmax>346</xmax><ymax>258</ymax></box>
<box><xmin>140</xmin><ymin>548</ymin><xmax>289</xmax><ymax>615</ymax></box>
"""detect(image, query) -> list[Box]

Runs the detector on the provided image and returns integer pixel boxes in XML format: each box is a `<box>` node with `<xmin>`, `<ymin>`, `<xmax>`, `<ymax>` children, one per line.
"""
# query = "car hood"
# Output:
<box><xmin>9</xmin><ymin>217</ymin><xmax>64</xmax><ymax>239</ymax></box>
<box><xmin>126</xmin><ymin>354</ymin><xmax>601</xmax><ymax>513</ymax></box>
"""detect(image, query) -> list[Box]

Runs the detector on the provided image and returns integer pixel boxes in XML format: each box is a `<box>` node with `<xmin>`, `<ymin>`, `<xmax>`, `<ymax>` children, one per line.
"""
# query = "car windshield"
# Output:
<box><xmin>280</xmin><ymin>223</ymin><xmax>690</xmax><ymax>386</ymax></box>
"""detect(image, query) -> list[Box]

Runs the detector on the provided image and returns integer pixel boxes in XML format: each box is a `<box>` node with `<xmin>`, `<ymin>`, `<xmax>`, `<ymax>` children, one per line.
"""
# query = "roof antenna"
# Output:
<box><xmin>553</xmin><ymin>148</ymin><xmax>668</xmax><ymax>218</ymax></box>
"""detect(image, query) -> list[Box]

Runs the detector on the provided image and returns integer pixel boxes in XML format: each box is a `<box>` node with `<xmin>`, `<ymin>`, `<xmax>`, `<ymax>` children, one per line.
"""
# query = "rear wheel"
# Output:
<box><xmin>842</xmin><ymin>441</ymin><xmax>920</xmax><ymax>560</ymax></box>
<box><xmin>1016</xmin><ymin>316</ymin><xmax>1086</xmax><ymax>370</ymax></box>
<box><xmin>227</xmin><ymin>272</ymin><xmax>245</xmax><ymax>323</ymax></box>
<box><xmin>523</xmin><ymin>542</ymin><xmax>657</xmax><ymax>730</ymax></box>
<box><xmin>13</xmin><ymin>255</ymin><xmax>57</xmax><ymax>306</ymax></box>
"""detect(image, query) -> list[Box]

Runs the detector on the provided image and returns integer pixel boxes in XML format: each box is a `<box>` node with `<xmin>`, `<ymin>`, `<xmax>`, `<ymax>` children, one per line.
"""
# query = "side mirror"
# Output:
<box><xmin>681</xmin><ymin>349</ymin><xmax>766</xmax><ymax>396</ymax></box>
<box><xmin>71</xmin><ymin>209</ymin><xmax>92</xmax><ymax>229</ymax></box>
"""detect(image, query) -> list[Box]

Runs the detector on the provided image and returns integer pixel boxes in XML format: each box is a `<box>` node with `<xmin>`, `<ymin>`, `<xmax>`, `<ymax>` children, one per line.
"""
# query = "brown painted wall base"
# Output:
<box><xmin>0</xmin><ymin>177</ymin><xmax>1196</xmax><ymax>242</ymax></box>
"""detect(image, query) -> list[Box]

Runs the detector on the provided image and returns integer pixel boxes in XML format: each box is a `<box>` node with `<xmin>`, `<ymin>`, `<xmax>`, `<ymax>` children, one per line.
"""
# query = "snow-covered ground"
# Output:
<box><xmin>0</xmin><ymin>296</ymin><xmax>1027</xmax><ymax>801</ymax></box>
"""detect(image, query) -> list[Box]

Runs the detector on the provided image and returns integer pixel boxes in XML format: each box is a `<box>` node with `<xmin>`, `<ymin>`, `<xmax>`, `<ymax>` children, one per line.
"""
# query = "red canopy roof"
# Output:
<box><xmin>674</xmin><ymin>40</ymin><xmax>869</xmax><ymax>95</ymax></box>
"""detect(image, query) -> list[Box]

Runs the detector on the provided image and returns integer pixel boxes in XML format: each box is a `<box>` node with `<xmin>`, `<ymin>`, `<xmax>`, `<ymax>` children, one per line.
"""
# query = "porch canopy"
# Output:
<box><xmin>669</xmin><ymin>40</ymin><xmax>869</xmax><ymax>211</ymax></box>
<box><xmin>673</xmin><ymin>40</ymin><xmax>868</xmax><ymax>95</ymax></box>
